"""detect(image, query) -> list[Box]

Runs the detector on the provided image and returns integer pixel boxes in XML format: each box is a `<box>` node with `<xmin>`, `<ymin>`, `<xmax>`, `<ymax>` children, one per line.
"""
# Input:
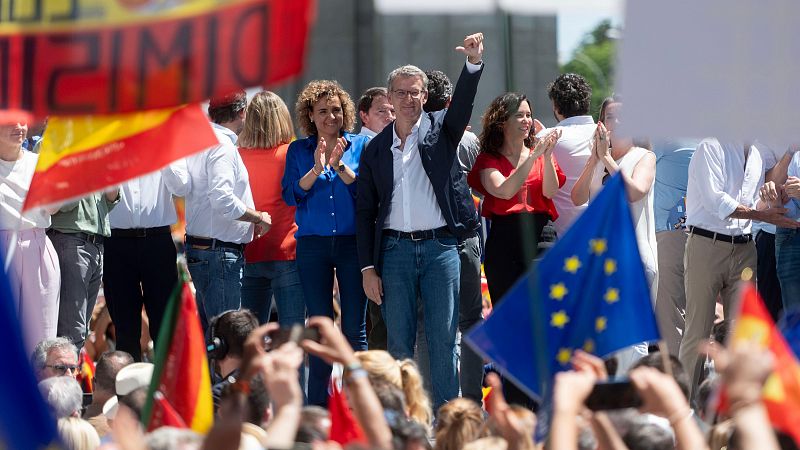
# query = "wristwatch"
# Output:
<box><xmin>337</xmin><ymin>163</ymin><xmax>346</xmax><ymax>173</ymax></box>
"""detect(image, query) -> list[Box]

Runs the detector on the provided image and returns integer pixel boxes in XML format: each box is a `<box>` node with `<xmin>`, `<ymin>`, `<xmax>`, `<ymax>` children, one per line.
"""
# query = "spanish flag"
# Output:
<box><xmin>23</xmin><ymin>104</ymin><xmax>217</xmax><ymax>211</ymax></box>
<box><xmin>727</xmin><ymin>282</ymin><xmax>800</xmax><ymax>444</ymax></box>
<box><xmin>142</xmin><ymin>278</ymin><xmax>213</xmax><ymax>434</ymax></box>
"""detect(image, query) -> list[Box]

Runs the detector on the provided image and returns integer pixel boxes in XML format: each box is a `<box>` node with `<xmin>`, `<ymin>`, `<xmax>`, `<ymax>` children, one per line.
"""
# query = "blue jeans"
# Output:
<box><xmin>186</xmin><ymin>246</ymin><xmax>244</xmax><ymax>333</ymax></box>
<box><xmin>296</xmin><ymin>235</ymin><xmax>367</xmax><ymax>406</ymax></box>
<box><xmin>380</xmin><ymin>233</ymin><xmax>460</xmax><ymax>410</ymax></box>
<box><xmin>776</xmin><ymin>227</ymin><xmax>800</xmax><ymax>311</ymax></box>
<box><xmin>241</xmin><ymin>260</ymin><xmax>306</xmax><ymax>325</ymax></box>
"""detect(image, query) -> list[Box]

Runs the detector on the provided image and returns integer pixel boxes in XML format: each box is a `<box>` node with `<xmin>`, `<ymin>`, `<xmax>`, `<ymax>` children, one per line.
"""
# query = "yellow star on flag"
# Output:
<box><xmin>551</xmin><ymin>310</ymin><xmax>570</xmax><ymax>329</ymax></box>
<box><xmin>556</xmin><ymin>348</ymin><xmax>573</xmax><ymax>365</ymax></box>
<box><xmin>604</xmin><ymin>258</ymin><xmax>617</xmax><ymax>275</ymax></box>
<box><xmin>550</xmin><ymin>283</ymin><xmax>568</xmax><ymax>301</ymax></box>
<box><xmin>604</xmin><ymin>288</ymin><xmax>620</xmax><ymax>304</ymax></box>
<box><xmin>564</xmin><ymin>256</ymin><xmax>582</xmax><ymax>274</ymax></box>
<box><xmin>595</xmin><ymin>316</ymin><xmax>607</xmax><ymax>332</ymax></box>
<box><xmin>589</xmin><ymin>239</ymin><xmax>607</xmax><ymax>255</ymax></box>
<box><xmin>583</xmin><ymin>339</ymin><xmax>596</xmax><ymax>353</ymax></box>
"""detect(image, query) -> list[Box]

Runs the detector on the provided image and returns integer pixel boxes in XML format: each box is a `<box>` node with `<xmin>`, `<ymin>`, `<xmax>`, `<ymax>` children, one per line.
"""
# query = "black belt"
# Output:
<box><xmin>185</xmin><ymin>235</ymin><xmax>245</xmax><ymax>252</ymax></box>
<box><xmin>111</xmin><ymin>226</ymin><xmax>172</xmax><ymax>238</ymax></box>
<box><xmin>47</xmin><ymin>229</ymin><xmax>104</xmax><ymax>245</ymax></box>
<box><xmin>383</xmin><ymin>226</ymin><xmax>453</xmax><ymax>241</ymax></box>
<box><xmin>689</xmin><ymin>226</ymin><xmax>752</xmax><ymax>244</ymax></box>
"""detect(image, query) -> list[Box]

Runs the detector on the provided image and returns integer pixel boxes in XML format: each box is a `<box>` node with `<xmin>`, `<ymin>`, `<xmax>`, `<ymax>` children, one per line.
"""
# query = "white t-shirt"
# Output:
<box><xmin>0</xmin><ymin>151</ymin><xmax>51</xmax><ymax>230</ymax></box>
<box><xmin>543</xmin><ymin>115</ymin><xmax>600</xmax><ymax>237</ymax></box>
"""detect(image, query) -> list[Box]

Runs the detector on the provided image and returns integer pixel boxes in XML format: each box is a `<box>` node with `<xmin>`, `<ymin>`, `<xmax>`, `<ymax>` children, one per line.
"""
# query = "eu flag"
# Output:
<box><xmin>466</xmin><ymin>173</ymin><xmax>660</xmax><ymax>397</ymax></box>
<box><xmin>0</xmin><ymin>253</ymin><xmax>61</xmax><ymax>449</ymax></box>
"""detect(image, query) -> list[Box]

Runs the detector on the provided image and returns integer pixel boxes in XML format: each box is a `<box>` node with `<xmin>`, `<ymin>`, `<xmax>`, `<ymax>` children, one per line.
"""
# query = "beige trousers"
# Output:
<box><xmin>679</xmin><ymin>231</ymin><xmax>756</xmax><ymax>394</ymax></box>
<box><xmin>655</xmin><ymin>230</ymin><xmax>688</xmax><ymax>356</ymax></box>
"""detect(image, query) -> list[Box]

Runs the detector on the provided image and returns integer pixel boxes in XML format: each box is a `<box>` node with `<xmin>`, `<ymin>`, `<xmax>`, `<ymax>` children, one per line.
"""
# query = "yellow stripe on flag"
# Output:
<box><xmin>38</xmin><ymin>108</ymin><xmax>182</xmax><ymax>172</ymax></box>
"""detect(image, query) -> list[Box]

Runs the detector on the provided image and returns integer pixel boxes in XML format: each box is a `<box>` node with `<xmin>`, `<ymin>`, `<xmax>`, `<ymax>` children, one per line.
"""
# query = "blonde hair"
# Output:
<box><xmin>463</xmin><ymin>437</ymin><xmax>508</xmax><ymax>450</ymax></box>
<box><xmin>355</xmin><ymin>350</ymin><xmax>433</xmax><ymax>428</ymax></box>
<box><xmin>57</xmin><ymin>417</ymin><xmax>100</xmax><ymax>450</ymax></box>
<box><xmin>295</xmin><ymin>80</ymin><xmax>356</xmax><ymax>136</ymax></box>
<box><xmin>238</xmin><ymin>91</ymin><xmax>294</xmax><ymax>149</ymax></box>
<box><xmin>434</xmin><ymin>398</ymin><xmax>486</xmax><ymax>450</ymax></box>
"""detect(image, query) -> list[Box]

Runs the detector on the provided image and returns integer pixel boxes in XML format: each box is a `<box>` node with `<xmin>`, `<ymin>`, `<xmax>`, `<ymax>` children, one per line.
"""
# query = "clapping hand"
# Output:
<box><xmin>455</xmin><ymin>32</ymin><xmax>484</xmax><ymax>65</ymax></box>
<box><xmin>531</xmin><ymin>129</ymin><xmax>559</xmax><ymax>159</ymax></box>
<box><xmin>592</xmin><ymin>122</ymin><xmax>610</xmax><ymax>160</ymax></box>
<box><xmin>328</xmin><ymin>137</ymin><xmax>347</xmax><ymax>167</ymax></box>
<box><xmin>314</xmin><ymin>137</ymin><xmax>327</xmax><ymax>174</ymax></box>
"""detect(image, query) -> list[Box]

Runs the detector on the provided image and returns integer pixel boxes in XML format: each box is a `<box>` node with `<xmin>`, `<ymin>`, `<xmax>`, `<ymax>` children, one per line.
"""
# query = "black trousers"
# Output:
<box><xmin>756</xmin><ymin>230</ymin><xmax>783</xmax><ymax>321</ymax></box>
<box><xmin>483</xmin><ymin>212</ymin><xmax>549</xmax><ymax>409</ymax></box>
<box><xmin>103</xmin><ymin>231</ymin><xmax>178</xmax><ymax>361</ymax></box>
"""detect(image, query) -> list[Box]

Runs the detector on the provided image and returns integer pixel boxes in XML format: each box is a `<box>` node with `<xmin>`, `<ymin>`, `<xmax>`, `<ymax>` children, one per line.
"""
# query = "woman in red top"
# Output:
<box><xmin>238</xmin><ymin>91</ymin><xmax>306</xmax><ymax>325</ymax></box>
<box><xmin>468</xmin><ymin>92</ymin><xmax>565</xmax><ymax>305</ymax></box>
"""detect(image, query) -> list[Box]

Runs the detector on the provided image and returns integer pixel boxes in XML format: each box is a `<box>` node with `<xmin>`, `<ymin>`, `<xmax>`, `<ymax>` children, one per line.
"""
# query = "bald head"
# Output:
<box><xmin>94</xmin><ymin>351</ymin><xmax>134</xmax><ymax>394</ymax></box>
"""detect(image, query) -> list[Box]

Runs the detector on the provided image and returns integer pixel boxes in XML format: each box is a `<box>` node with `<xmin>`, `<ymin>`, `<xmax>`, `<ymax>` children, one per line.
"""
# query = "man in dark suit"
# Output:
<box><xmin>356</xmin><ymin>32</ymin><xmax>484</xmax><ymax>409</ymax></box>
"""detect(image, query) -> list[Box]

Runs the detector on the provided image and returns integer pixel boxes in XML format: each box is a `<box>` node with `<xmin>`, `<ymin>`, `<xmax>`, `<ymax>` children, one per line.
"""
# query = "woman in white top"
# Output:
<box><xmin>570</xmin><ymin>97</ymin><xmax>658</xmax><ymax>298</ymax></box>
<box><xmin>0</xmin><ymin>121</ymin><xmax>60</xmax><ymax>352</ymax></box>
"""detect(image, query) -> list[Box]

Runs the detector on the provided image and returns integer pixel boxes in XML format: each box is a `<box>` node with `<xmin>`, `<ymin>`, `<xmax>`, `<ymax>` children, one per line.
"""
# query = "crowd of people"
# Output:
<box><xmin>2</xmin><ymin>30</ymin><xmax>799</xmax><ymax>449</ymax></box>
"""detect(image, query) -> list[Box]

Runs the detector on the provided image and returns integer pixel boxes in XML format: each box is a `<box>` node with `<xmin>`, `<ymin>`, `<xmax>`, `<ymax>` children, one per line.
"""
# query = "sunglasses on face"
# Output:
<box><xmin>45</xmin><ymin>364</ymin><xmax>80</xmax><ymax>374</ymax></box>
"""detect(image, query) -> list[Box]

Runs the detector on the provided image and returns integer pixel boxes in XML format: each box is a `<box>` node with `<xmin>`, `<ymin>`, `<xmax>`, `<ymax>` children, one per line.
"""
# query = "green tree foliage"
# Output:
<box><xmin>561</xmin><ymin>20</ymin><xmax>617</xmax><ymax>119</ymax></box>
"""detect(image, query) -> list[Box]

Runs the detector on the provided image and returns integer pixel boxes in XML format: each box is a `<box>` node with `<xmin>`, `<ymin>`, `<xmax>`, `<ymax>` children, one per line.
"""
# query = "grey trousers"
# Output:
<box><xmin>655</xmin><ymin>230</ymin><xmax>688</xmax><ymax>356</ymax></box>
<box><xmin>679</xmin><ymin>232</ymin><xmax>756</xmax><ymax>394</ymax></box>
<box><xmin>50</xmin><ymin>231</ymin><xmax>104</xmax><ymax>349</ymax></box>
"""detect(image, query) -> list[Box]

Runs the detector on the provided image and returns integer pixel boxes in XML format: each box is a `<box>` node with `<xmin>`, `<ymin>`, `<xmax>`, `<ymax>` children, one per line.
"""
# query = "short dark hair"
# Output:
<box><xmin>94</xmin><ymin>351</ymin><xmax>134</xmax><ymax>392</ymax></box>
<box><xmin>371</xmin><ymin>379</ymin><xmax>407</xmax><ymax>415</ymax></box>
<box><xmin>423</xmin><ymin>70</ymin><xmax>453</xmax><ymax>112</ymax></box>
<box><xmin>219</xmin><ymin>374</ymin><xmax>270</xmax><ymax>425</ymax></box>
<box><xmin>547</xmin><ymin>73</ymin><xmax>592</xmax><ymax>118</ymax></box>
<box><xmin>358</xmin><ymin>87</ymin><xmax>389</xmax><ymax>114</ymax></box>
<box><xmin>214</xmin><ymin>310</ymin><xmax>258</xmax><ymax>358</ymax></box>
<box><xmin>208</xmin><ymin>89</ymin><xmax>247</xmax><ymax>124</ymax></box>
<box><xmin>631</xmin><ymin>352</ymin><xmax>691</xmax><ymax>402</ymax></box>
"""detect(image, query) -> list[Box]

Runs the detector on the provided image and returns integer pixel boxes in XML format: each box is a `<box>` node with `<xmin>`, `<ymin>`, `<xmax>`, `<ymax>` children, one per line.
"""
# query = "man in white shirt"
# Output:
<box><xmin>356</xmin><ymin>87</ymin><xmax>395</xmax><ymax>138</ymax></box>
<box><xmin>167</xmin><ymin>90</ymin><xmax>271</xmax><ymax>332</ymax></box>
<box><xmin>357</xmin><ymin>33</ymin><xmax>485</xmax><ymax>410</ymax></box>
<box><xmin>102</xmin><ymin>168</ymin><xmax>186</xmax><ymax>361</ymax></box>
<box><xmin>679</xmin><ymin>138</ymin><xmax>797</xmax><ymax>392</ymax></box>
<box><xmin>544</xmin><ymin>74</ymin><xmax>598</xmax><ymax>238</ymax></box>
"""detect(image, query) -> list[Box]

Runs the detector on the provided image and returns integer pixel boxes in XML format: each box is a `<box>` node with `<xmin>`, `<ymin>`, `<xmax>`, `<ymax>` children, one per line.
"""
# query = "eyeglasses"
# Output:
<box><xmin>45</xmin><ymin>364</ymin><xmax>80</xmax><ymax>374</ymax></box>
<box><xmin>392</xmin><ymin>89</ymin><xmax>423</xmax><ymax>100</ymax></box>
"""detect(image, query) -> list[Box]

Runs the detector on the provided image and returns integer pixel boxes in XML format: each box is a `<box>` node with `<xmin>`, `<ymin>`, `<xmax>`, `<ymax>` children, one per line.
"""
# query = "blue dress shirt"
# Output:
<box><xmin>653</xmin><ymin>140</ymin><xmax>698</xmax><ymax>232</ymax></box>
<box><xmin>281</xmin><ymin>133</ymin><xmax>368</xmax><ymax>237</ymax></box>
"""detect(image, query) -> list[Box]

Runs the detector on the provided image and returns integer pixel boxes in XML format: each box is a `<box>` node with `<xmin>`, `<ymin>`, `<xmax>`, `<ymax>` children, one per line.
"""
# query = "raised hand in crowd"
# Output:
<box><xmin>704</xmin><ymin>341</ymin><xmax>781</xmax><ymax>450</ymax></box>
<box><xmin>550</xmin><ymin>367</ymin><xmax>597</xmax><ymax>450</ymax></box>
<box><xmin>303</xmin><ymin>316</ymin><xmax>393</xmax><ymax>450</ymax></box>
<box><xmin>455</xmin><ymin>32</ymin><xmax>484</xmax><ymax>64</ymax></box>
<box><xmin>485</xmin><ymin>373</ymin><xmax>535</xmax><ymax>450</ymax></box>
<box><xmin>628</xmin><ymin>366</ymin><xmax>709</xmax><ymax>450</ymax></box>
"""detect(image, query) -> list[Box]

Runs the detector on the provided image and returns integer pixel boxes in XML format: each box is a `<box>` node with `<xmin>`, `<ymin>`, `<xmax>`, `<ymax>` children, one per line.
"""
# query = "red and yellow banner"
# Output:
<box><xmin>144</xmin><ymin>280</ymin><xmax>213</xmax><ymax>434</ymax></box>
<box><xmin>0</xmin><ymin>0</ymin><xmax>315</xmax><ymax>116</ymax></box>
<box><xmin>727</xmin><ymin>283</ymin><xmax>800</xmax><ymax>445</ymax></box>
<box><xmin>23</xmin><ymin>104</ymin><xmax>217</xmax><ymax>210</ymax></box>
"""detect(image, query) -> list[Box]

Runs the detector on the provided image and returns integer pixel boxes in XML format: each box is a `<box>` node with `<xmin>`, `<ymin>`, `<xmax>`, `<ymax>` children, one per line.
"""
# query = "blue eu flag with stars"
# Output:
<box><xmin>0</xmin><ymin>251</ymin><xmax>62</xmax><ymax>449</ymax></box>
<box><xmin>466</xmin><ymin>172</ymin><xmax>660</xmax><ymax>398</ymax></box>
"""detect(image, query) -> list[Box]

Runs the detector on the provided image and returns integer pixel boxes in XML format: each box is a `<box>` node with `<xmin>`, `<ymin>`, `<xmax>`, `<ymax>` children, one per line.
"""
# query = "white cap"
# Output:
<box><xmin>103</xmin><ymin>362</ymin><xmax>154</xmax><ymax>419</ymax></box>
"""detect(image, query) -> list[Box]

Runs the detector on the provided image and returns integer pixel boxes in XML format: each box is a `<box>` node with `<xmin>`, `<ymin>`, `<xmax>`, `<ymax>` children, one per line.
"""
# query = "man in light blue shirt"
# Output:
<box><xmin>652</xmin><ymin>140</ymin><xmax>696</xmax><ymax>356</ymax></box>
<box><xmin>774</xmin><ymin>150</ymin><xmax>800</xmax><ymax>312</ymax></box>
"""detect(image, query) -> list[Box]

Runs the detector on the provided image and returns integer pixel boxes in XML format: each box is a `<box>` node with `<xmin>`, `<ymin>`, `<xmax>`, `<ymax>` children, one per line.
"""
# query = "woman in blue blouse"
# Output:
<box><xmin>281</xmin><ymin>80</ymin><xmax>370</xmax><ymax>406</ymax></box>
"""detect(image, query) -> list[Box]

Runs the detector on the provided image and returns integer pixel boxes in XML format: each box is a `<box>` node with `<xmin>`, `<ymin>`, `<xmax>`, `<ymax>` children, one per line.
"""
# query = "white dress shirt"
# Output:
<box><xmin>544</xmin><ymin>115</ymin><xmax>600</xmax><ymax>237</ymax></box>
<box><xmin>109</xmin><ymin>171</ymin><xmax>178</xmax><ymax>229</ymax></box>
<box><xmin>384</xmin><ymin>114</ymin><xmax>447</xmax><ymax>232</ymax></box>
<box><xmin>169</xmin><ymin>123</ymin><xmax>255</xmax><ymax>244</ymax></box>
<box><xmin>685</xmin><ymin>138</ymin><xmax>763</xmax><ymax>235</ymax></box>
<box><xmin>358</xmin><ymin>127</ymin><xmax>378</xmax><ymax>138</ymax></box>
<box><xmin>751</xmin><ymin>142</ymin><xmax>788</xmax><ymax>235</ymax></box>
<box><xmin>0</xmin><ymin>151</ymin><xmax>50</xmax><ymax>230</ymax></box>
